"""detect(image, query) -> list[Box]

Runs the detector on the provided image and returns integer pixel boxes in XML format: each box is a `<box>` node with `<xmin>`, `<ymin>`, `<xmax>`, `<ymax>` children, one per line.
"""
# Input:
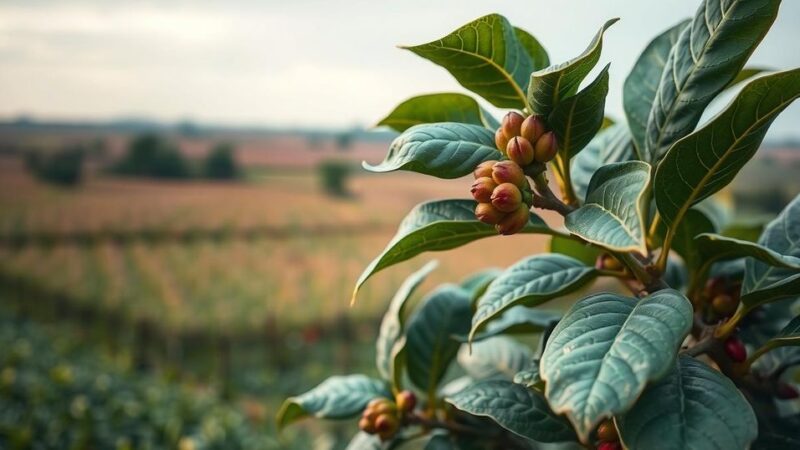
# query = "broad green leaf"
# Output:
<box><xmin>460</xmin><ymin>268</ymin><xmax>502</xmax><ymax>302</ymax></box>
<box><xmin>405</xmin><ymin>285</ymin><xmax>472</xmax><ymax>395</ymax></box>
<box><xmin>565</xmin><ymin>161</ymin><xmax>651</xmax><ymax>254</ymax></box>
<box><xmin>725</xmin><ymin>66</ymin><xmax>768</xmax><ymax>90</ymax></box>
<box><xmin>617</xmin><ymin>356</ymin><xmax>758</xmax><ymax>450</ymax></box>
<box><xmin>375</xmin><ymin>261</ymin><xmax>438</xmax><ymax>384</ymax></box>
<box><xmin>623</xmin><ymin>19</ymin><xmax>689</xmax><ymax>155</ymax></box>
<box><xmin>345</xmin><ymin>432</ymin><xmax>382</xmax><ymax>450</ymax></box>
<box><xmin>722</xmin><ymin>221</ymin><xmax>765</xmax><ymax>242</ymax></box>
<box><xmin>513</xmin><ymin>27</ymin><xmax>550</xmax><ymax>71</ymax></box>
<box><xmin>749</xmin><ymin>315</ymin><xmax>800</xmax><ymax>366</ymax></box>
<box><xmin>654</xmin><ymin>69</ymin><xmax>800</xmax><ymax>227</ymax></box>
<box><xmin>743</xmin><ymin>194</ymin><xmax>800</xmax><ymax>299</ymax></box>
<box><xmin>549</xmin><ymin>234</ymin><xmax>601</xmax><ymax>266</ymax></box>
<box><xmin>446</xmin><ymin>379</ymin><xmax>576</xmax><ymax>443</ymax></box>
<box><xmin>643</xmin><ymin>0</ymin><xmax>781</xmax><ymax>163</ymax></box>
<box><xmin>528</xmin><ymin>18</ymin><xmax>618</xmax><ymax>117</ymax></box>
<box><xmin>569</xmin><ymin>123</ymin><xmax>635</xmax><ymax>202</ymax></box>
<box><xmin>352</xmin><ymin>199</ymin><xmax>550</xmax><ymax>303</ymax></box>
<box><xmin>402</xmin><ymin>14</ymin><xmax>534</xmax><ymax>109</ymax></box>
<box><xmin>659</xmin><ymin>208</ymin><xmax>716</xmax><ymax>273</ymax></box>
<box><xmin>549</xmin><ymin>64</ymin><xmax>610</xmax><ymax>160</ymax></box>
<box><xmin>377</xmin><ymin>93</ymin><xmax>499</xmax><ymax>132</ymax></box>
<box><xmin>457</xmin><ymin>336</ymin><xmax>533</xmax><ymax>380</ymax></box>
<box><xmin>741</xmin><ymin>273</ymin><xmax>800</xmax><ymax>309</ymax></box>
<box><xmin>363</xmin><ymin>123</ymin><xmax>501</xmax><ymax>178</ymax></box>
<box><xmin>277</xmin><ymin>375</ymin><xmax>389</xmax><ymax>431</ymax></box>
<box><xmin>540</xmin><ymin>290</ymin><xmax>693</xmax><ymax>442</ymax></box>
<box><xmin>696</xmin><ymin>233</ymin><xmax>800</xmax><ymax>270</ymax></box>
<box><xmin>471</xmin><ymin>254</ymin><xmax>597</xmax><ymax>341</ymax></box>
<box><xmin>513</xmin><ymin>365</ymin><xmax>541</xmax><ymax>389</ymax></box>
<box><xmin>461</xmin><ymin>306</ymin><xmax>560</xmax><ymax>343</ymax></box>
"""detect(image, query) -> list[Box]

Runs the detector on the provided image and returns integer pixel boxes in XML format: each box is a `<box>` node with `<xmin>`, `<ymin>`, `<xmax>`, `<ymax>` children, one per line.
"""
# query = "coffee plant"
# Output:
<box><xmin>279</xmin><ymin>1</ymin><xmax>800</xmax><ymax>448</ymax></box>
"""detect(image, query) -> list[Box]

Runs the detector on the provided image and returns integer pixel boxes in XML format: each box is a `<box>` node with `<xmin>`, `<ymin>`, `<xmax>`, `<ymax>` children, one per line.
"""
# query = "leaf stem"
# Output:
<box><xmin>742</xmin><ymin>342</ymin><xmax>776</xmax><ymax>373</ymax></box>
<box><xmin>714</xmin><ymin>304</ymin><xmax>750</xmax><ymax>339</ymax></box>
<box><xmin>531</xmin><ymin>172</ymin><xmax>575</xmax><ymax>216</ymax></box>
<box><xmin>655</xmin><ymin>228</ymin><xmax>674</xmax><ymax>274</ymax></box>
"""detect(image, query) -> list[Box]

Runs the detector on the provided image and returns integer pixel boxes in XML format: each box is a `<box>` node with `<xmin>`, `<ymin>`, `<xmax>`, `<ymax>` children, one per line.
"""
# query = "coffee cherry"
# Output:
<box><xmin>704</xmin><ymin>277</ymin><xmax>727</xmax><ymax>298</ymax></box>
<box><xmin>358</xmin><ymin>416</ymin><xmax>376</xmax><ymax>433</ymax></box>
<box><xmin>495</xmin><ymin>128</ymin><xmax>510</xmax><ymax>153</ymax></box>
<box><xmin>521</xmin><ymin>115</ymin><xmax>546</xmax><ymax>142</ymax></box>
<box><xmin>491</xmin><ymin>160</ymin><xmax>526</xmax><ymax>188</ymax></box>
<box><xmin>506</xmin><ymin>137</ymin><xmax>535</xmax><ymax>166</ymax></box>
<box><xmin>597</xmin><ymin>419</ymin><xmax>619</xmax><ymax>442</ymax></box>
<box><xmin>491</xmin><ymin>183</ymin><xmax>523</xmax><ymax>213</ymax></box>
<box><xmin>711</xmin><ymin>294</ymin><xmax>739</xmax><ymax>316</ymax></box>
<box><xmin>534</xmin><ymin>132</ymin><xmax>558</xmax><ymax>163</ymax></box>
<box><xmin>395</xmin><ymin>390</ymin><xmax>417</xmax><ymax>412</ymax></box>
<box><xmin>776</xmin><ymin>383</ymin><xmax>800</xmax><ymax>399</ymax></box>
<box><xmin>724</xmin><ymin>337</ymin><xmax>747</xmax><ymax>363</ymax></box>
<box><xmin>501</xmin><ymin>112</ymin><xmax>525</xmax><ymax>138</ymax></box>
<box><xmin>475</xmin><ymin>202</ymin><xmax>506</xmax><ymax>225</ymax></box>
<box><xmin>473</xmin><ymin>160</ymin><xmax>498</xmax><ymax>179</ymax></box>
<box><xmin>375</xmin><ymin>414</ymin><xmax>400</xmax><ymax>441</ymax></box>
<box><xmin>470</xmin><ymin>177</ymin><xmax>497</xmax><ymax>203</ymax></box>
<box><xmin>597</xmin><ymin>254</ymin><xmax>623</xmax><ymax>271</ymax></box>
<box><xmin>496</xmin><ymin>205</ymin><xmax>529</xmax><ymax>235</ymax></box>
<box><xmin>597</xmin><ymin>442</ymin><xmax>621</xmax><ymax>450</ymax></box>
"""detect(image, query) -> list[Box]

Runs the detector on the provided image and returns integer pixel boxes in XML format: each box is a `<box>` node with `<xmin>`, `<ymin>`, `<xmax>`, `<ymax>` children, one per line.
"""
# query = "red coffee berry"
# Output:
<box><xmin>724</xmin><ymin>337</ymin><xmax>747</xmax><ymax>363</ymax></box>
<box><xmin>597</xmin><ymin>419</ymin><xmax>619</xmax><ymax>442</ymax></box>
<box><xmin>520</xmin><ymin>115</ymin><xmax>546</xmax><ymax>142</ymax></box>
<box><xmin>506</xmin><ymin>137</ymin><xmax>535</xmax><ymax>166</ymax></box>
<box><xmin>475</xmin><ymin>203</ymin><xmax>506</xmax><ymax>225</ymax></box>
<box><xmin>597</xmin><ymin>442</ymin><xmax>622</xmax><ymax>450</ymax></box>
<box><xmin>470</xmin><ymin>177</ymin><xmax>497</xmax><ymax>203</ymax></box>
<box><xmin>534</xmin><ymin>132</ymin><xmax>558</xmax><ymax>163</ymax></box>
<box><xmin>501</xmin><ymin>112</ymin><xmax>525</xmax><ymax>138</ymax></box>
<box><xmin>491</xmin><ymin>160</ymin><xmax>526</xmax><ymax>188</ymax></box>
<box><xmin>395</xmin><ymin>390</ymin><xmax>417</xmax><ymax>412</ymax></box>
<box><xmin>358</xmin><ymin>416</ymin><xmax>376</xmax><ymax>433</ymax></box>
<box><xmin>496</xmin><ymin>205</ymin><xmax>529</xmax><ymax>235</ymax></box>
<box><xmin>491</xmin><ymin>183</ymin><xmax>523</xmax><ymax>213</ymax></box>
<box><xmin>495</xmin><ymin>128</ymin><xmax>510</xmax><ymax>153</ymax></box>
<box><xmin>473</xmin><ymin>160</ymin><xmax>498</xmax><ymax>179</ymax></box>
<box><xmin>375</xmin><ymin>414</ymin><xmax>399</xmax><ymax>441</ymax></box>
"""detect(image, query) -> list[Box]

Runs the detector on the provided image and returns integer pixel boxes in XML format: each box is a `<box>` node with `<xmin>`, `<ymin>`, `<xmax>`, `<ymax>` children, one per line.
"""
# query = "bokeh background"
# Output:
<box><xmin>1</xmin><ymin>1</ymin><xmax>799</xmax><ymax>449</ymax></box>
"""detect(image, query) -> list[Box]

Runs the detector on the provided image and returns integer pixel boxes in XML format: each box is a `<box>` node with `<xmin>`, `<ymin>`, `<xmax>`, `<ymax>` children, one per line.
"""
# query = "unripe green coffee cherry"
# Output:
<box><xmin>473</xmin><ymin>160</ymin><xmax>498</xmax><ymax>179</ymax></box>
<box><xmin>491</xmin><ymin>183</ymin><xmax>523</xmax><ymax>213</ymax></box>
<box><xmin>597</xmin><ymin>419</ymin><xmax>619</xmax><ymax>442</ymax></box>
<box><xmin>534</xmin><ymin>132</ymin><xmax>558</xmax><ymax>163</ymax></box>
<box><xmin>475</xmin><ymin>202</ymin><xmax>505</xmax><ymax>225</ymax></box>
<box><xmin>501</xmin><ymin>112</ymin><xmax>524</xmax><ymax>139</ymax></box>
<box><xmin>496</xmin><ymin>205</ymin><xmax>529</xmax><ymax>235</ymax></box>
<box><xmin>491</xmin><ymin>160</ymin><xmax>526</xmax><ymax>188</ymax></box>
<box><xmin>711</xmin><ymin>294</ymin><xmax>738</xmax><ymax>316</ymax></box>
<box><xmin>395</xmin><ymin>390</ymin><xmax>417</xmax><ymax>412</ymax></box>
<box><xmin>520</xmin><ymin>115</ymin><xmax>546</xmax><ymax>143</ymax></box>
<box><xmin>471</xmin><ymin>177</ymin><xmax>497</xmax><ymax>203</ymax></box>
<box><xmin>495</xmin><ymin>128</ymin><xmax>510</xmax><ymax>153</ymax></box>
<box><xmin>506</xmin><ymin>137</ymin><xmax>535</xmax><ymax>166</ymax></box>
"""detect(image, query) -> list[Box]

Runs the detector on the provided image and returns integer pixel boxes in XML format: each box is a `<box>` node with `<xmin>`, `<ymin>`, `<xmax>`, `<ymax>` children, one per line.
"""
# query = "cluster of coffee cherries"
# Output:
<box><xmin>703</xmin><ymin>277</ymin><xmax>749</xmax><ymax>363</ymax></box>
<box><xmin>358</xmin><ymin>391</ymin><xmax>416</xmax><ymax>441</ymax></box>
<box><xmin>595</xmin><ymin>419</ymin><xmax>621</xmax><ymax>450</ymax></box>
<box><xmin>471</xmin><ymin>112</ymin><xmax>558</xmax><ymax>235</ymax></box>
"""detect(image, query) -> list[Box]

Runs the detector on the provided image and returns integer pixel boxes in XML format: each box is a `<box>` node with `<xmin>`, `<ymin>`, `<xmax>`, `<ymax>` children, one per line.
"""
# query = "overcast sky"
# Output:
<box><xmin>1</xmin><ymin>0</ymin><xmax>799</xmax><ymax>138</ymax></box>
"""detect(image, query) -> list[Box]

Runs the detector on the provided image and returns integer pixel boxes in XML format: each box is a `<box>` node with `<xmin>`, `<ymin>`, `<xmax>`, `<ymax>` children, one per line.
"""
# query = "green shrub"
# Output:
<box><xmin>317</xmin><ymin>160</ymin><xmax>352</xmax><ymax>197</ymax></box>
<box><xmin>25</xmin><ymin>146</ymin><xmax>84</xmax><ymax>187</ymax></box>
<box><xmin>114</xmin><ymin>134</ymin><xmax>189</xmax><ymax>179</ymax></box>
<box><xmin>203</xmin><ymin>143</ymin><xmax>239</xmax><ymax>180</ymax></box>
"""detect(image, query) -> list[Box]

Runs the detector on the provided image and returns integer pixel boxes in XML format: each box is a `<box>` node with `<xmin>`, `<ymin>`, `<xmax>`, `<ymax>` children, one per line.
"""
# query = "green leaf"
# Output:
<box><xmin>471</xmin><ymin>254</ymin><xmax>597</xmax><ymax>342</ymax></box>
<box><xmin>460</xmin><ymin>268</ymin><xmax>502</xmax><ymax>302</ymax></box>
<box><xmin>406</xmin><ymin>285</ymin><xmax>472</xmax><ymax>395</ymax></box>
<box><xmin>377</xmin><ymin>93</ymin><xmax>499</xmax><ymax>132</ymax></box>
<box><xmin>363</xmin><ymin>123</ymin><xmax>501</xmax><ymax>179</ymax></box>
<box><xmin>569</xmin><ymin>123</ymin><xmax>634</xmax><ymax>202</ymax></box>
<box><xmin>540</xmin><ymin>289</ymin><xmax>693</xmax><ymax>442</ymax></box>
<box><xmin>549</xmin><ymin>235</ymin><xmax>601</xmax><ymax>266</ymax></box>
<box><xmin>376</xmin><ymin>261</ymin><xmax>439</xmax><ymax>384</ymax></box>
<box><xmin>461</xmin><ymin>306</ymin><xmax>560</xmax><ymax>343</ymax></box>
<box><xmin>643</xmin><ymin>0</ymin><xmax>781</xmax><ymax>164</ymax></box>
<box><xmin>749</xmin><ymin>315</ymin><xmax>800</xmax><ymax>366</ymax></box>
<box><xmin>725</xmin><ymin>66</ymin><xmax>769</xmax><ymax>90</ymax></box>
<box><xmin>513</xmin><ymin>365</ymin><xmax>541</xmax><ymax>389</ymax></box>
<box><xmin>277</xmin><ymin>375</ymin><xmax>389</xmax><ymax>431</ymax></box>
<box><xmin>696</xmin><ymin>233</ymin><xmax>800</xmax><ymax>271</ymax></box>
<box><xmin>616</xmin><ymin>356</ymin><xmax>758</xmax><ymax>450</ymax></box>
<box><xmin>666</xmin><ymin>208</ymin><xmax>716</xmax><ymax>273</ymax></box>
<box><xmin>743</xmin><ymin>194</ymin><xmax>800</xmax><ymax>301</ymax></box>
<box><xmin>742</xmin><ymin>273</ymin><xmax>800</xmax><ymax>309</ymax></box>
<box><xmin>528</xmin><ymin>18</ymin><xmax>618</xmax><ymax>117</ymax></box>
<box><xmin>345</xmin><ymin>432</ymin><xmax>382</xmax><ymax>450</ymax></box>
<box><xmin>352</xmin><ymin>199</ymin><xmax>550</xmax><ymax>303</ymax></box>
<box><xmin>457</xmin><ymin>336</ymin><xmax>533</xmax><ymax>380</ymax></box>
<box><xmin>402</xmin><ymin>14</ymin><xmax>534</xmax><ymax>109</ymax></box>
<box><xmin>623</xmin><ymin>19</ymin><xmax>689</xmax><ymax>155</ymax></box>
<box><xmin>513</xmin><ymin>27</ymin><xmax>550</xmax><ymax>71</ymax></box>
<box><xmin>446</xmin><ymin>379</ymin><xmax>577</xmax><ymax>443</ymax></box>
<box><xmin>654</xmin><ymin>69</ymin><xmax>800</xmax><ymax>227</ymax></box>
<box><xmin>565</xmin><ymin>161</ymin><xmax>652</xmax><ymax>254</ymax></box>
<box><xmin>549</xmin><ymin>64</ymin><xmax>610</xmax><ymax>160</ymax></box>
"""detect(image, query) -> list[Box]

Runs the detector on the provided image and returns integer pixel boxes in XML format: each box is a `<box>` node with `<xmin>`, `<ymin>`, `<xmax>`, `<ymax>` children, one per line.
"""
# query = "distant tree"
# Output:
<box><xmin>317</xmin><ymin>160</ymin><xmax>352</xmax><ymax>197</ymax></box>
<box><xmin>203</xmin><ymin>143</ymin><xmax>239</xmax><ymax>180</ymax></box>
<box><xmin>25</xmin><ymin>145</ymin><xmax>84</xmax><ymax>186</ymax></box>
<box><xmin>114</xmin><ymin>134</ymin><xmax>189</xmax><ymax>179</ymax></box>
